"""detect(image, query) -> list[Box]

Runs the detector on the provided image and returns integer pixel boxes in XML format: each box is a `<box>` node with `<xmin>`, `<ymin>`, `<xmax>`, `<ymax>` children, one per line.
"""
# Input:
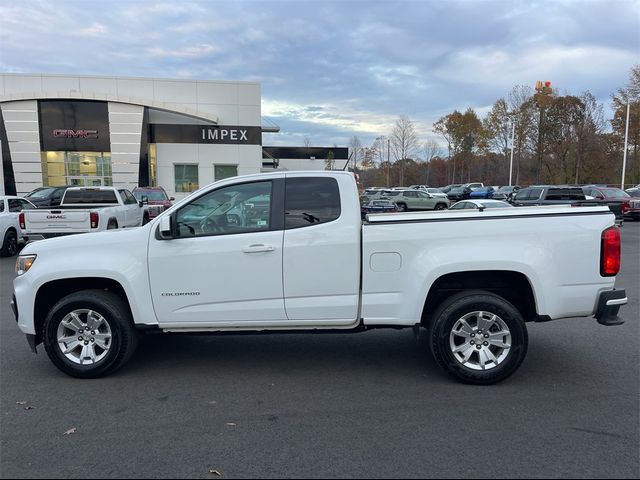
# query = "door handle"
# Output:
<box><xmin>242</xmin><ymin>244</ymin><xmax>275</xmax><ymax>253</ymax></box>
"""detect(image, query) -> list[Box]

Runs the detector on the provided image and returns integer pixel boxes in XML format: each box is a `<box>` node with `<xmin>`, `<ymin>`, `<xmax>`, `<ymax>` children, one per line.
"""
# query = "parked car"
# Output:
<box><xmin>383</xmin><ymin>189</ymin><xmax>449</xmax><ymax>211</ymax></box>
<box><xmin>133</xmin><ymin>187</ymin><xmax>174</xmax><ymax>224</ymax></box>
<box><xmin>625</xmin><ymin>188</ymin><xmax>640</xmax><ymax>198</ymax></box>
<box><xmin>423</xmin><ymin>188</ymin><xmax>449</xmax><ymax>199</ymax></box>
<box><xmin>582</xmin><ymin>186</ymin><xmax>640</xmax><ymax>221</ymax></box>
<box><xmin>462</xmin><ymin>182</ymin><xmax>484</xmax><ymax>191</ymax></box>
<box><xmin>440</xmin><ymin>184</ymin><xmax>462</xmax><ymax>194</ymax></box>
<box><xmin>449</xmin><ymin>199</ymin><xmax>514</xmax><ymax>211</ymax></box>
<box><xmin>12</xmin><ymin>171</ymin><xmax>627</xmax><ymax>384</ymax></box>
<box><xmin>409</xmin><ymin>184</ymin><xmax>430</xmax><ymax>190</ymax></box>
<box><xmin>24</xmin><ymin>186</ymin><xmax>72</xmax><ymax>208</ymax></box>
<box><xmin>447</xmin><ymin>186</ymin><xmax>472</xmax><ymax>202</ymax></box>
<box><xmin>361</xmin><ymin>199</ymin><xmax>398</xmax><ymax>219</ymax></box>
<box><xmin>492</xmin><ymin>186</ymin><xmax>521</xmax><ymax>202</ymax></box>
<box><xmin>468</xmin><ymin>186</ymin><xmax>495</xmax><ymax>199</ymax></box>
<box><xmin>511</xmin><ymin>186</ymin><xmax>586</xmax><ymax>206</ymax></box>
<box><xmin>1</xmin><ymin>196</ymin><xmax>36</xmax><ymax>256</ymax></box>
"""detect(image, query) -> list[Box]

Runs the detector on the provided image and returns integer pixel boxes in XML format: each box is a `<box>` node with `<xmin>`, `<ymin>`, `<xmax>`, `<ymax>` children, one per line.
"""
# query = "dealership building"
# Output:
<box><xmin>0</xmin><ymin>73</ymin><xmax>348</xmax><ymax>197</ymax></box>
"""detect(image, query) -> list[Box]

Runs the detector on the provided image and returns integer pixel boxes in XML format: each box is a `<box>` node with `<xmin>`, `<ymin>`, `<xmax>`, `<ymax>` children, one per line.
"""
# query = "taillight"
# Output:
<box><xmin>19</xmin><ymin>212</ymin><xmax>25</xmax><ymax>229</ymax></box>
<box><xmin>601</xmin><ymin>226</ymin><xmax>621</xmax><ymax>276</ymax></box>
<box><xmin>90</xmin><ymin>212</ymin><xmax>99</xmax><ymax>229</ymax></box>
<box><xmin>621</xmin><ymin>202</ymin><xmax>630</xmax><ymax>214</ymax></box>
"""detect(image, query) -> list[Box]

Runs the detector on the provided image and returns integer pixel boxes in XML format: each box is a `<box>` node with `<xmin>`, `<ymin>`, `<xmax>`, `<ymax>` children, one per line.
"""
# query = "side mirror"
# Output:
<box><xmin>170</xmin><ymin>197</ymin><xmax>175</xmax><ymax>201</ymax></box>
<box><xmin>138</xmin><ymin>200</ymin><xmax>144</xmax><ymax>208</ymax></box>
<box><xmin>141</xmin><ymin>195</ymin><xmax>149</xmax><ymax>205</ymax></box>
<box><xmin>158</xmin><ymin>215</ymin><xmax>172</xmax><ymax>239</ymax></box>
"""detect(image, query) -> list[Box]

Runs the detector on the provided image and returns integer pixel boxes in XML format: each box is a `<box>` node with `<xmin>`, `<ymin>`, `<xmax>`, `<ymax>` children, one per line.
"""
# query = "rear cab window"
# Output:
<box><xmin>285</xmin><ymin>177</ymin><xmax>341</xmax><ymax>229</ymax></box>
<box><xmin>62</xmin><ymin>189</ymin><xmax>119</xmax><ymax>204</ymax></box>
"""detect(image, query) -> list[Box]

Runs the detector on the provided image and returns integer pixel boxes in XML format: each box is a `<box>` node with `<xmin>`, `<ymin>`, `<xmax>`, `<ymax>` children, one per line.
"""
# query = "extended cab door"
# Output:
<box><xmin>147</xmin><ymin>178</ymin><xmax>287</xmax><ymax>326</ymax></box>
<box><xmin>282</xmin><ymin>174</ymin><xmax>361</xmax><ymax>324</ymax></box>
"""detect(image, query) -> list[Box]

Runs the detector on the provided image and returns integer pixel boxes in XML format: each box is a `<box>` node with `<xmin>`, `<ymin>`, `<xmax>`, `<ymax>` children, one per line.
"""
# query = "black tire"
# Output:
<box><xmin>43</xmin><ymin>290</ymin><xmax>138</xmax><ymax>378</ymax></box>
<box><xmin>397</xmin><ymin>203</ymin><xmax>408</xmax><ymax>212</ymax></box>
<box><xmin>429</xmin><ymin>290</ymin><xmax>528</xmax><ymax>385</ymax></box>
<box><xmin>107</xmin><ymin>219</ymin><xmax>118</xmax><ymax>229</ymax></box>
<box><xmin>435</xmin><ymin>203</ymin><xmax>447</xmax><ymax>210</ymax></box>
<box><xmin>1</xmin><ymin>229</ymin><xmax>19</xmax><ymax>257</ymax></box>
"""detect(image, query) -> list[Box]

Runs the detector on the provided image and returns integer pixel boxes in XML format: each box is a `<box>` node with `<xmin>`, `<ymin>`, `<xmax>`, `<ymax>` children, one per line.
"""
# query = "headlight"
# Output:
<box><xmin>16</xmin><ymin>255</ymin><xmax>37</xmax><ymax>275</ymax></box>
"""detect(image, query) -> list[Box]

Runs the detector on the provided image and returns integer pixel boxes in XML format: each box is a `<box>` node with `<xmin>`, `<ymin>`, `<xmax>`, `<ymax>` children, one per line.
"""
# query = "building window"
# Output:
<box><xmin>175</xmin><ymin>164</ymin><xmax>199</xmax><ymax>193</ymax></box>
<box><xmin>148</xmin><ymin>144</ymin><xmax>157</xmax><ymax>187</ymax></box>
<box><xmin>214</xmin><ymin>164</ymin><xmax>238</xmax><ymax>181</ymax></box>
<box><xmin>41</xmin><ymin>151</ymin><xmax>113</xmax><ymax>186</ymax></box>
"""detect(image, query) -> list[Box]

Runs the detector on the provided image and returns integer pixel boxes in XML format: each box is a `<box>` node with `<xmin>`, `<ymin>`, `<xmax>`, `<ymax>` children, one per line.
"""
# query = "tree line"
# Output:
<box><xmin>349</xmin><ymin>65</ymin><xmax>639</xmax><ymax>189</ymax></box>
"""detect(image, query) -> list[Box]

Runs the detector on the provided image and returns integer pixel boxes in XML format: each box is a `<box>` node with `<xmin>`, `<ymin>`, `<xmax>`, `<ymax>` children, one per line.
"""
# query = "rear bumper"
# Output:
<box><xmin>595</xmin><ymin>289</ymin><xmax>627</xmax><ymax>326</ymax></box>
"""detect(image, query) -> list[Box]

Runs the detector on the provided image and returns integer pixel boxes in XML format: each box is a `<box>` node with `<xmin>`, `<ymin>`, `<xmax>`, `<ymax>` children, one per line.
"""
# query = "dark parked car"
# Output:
<box><xmin>132</xmin><ymin>186</ymin><xmax>174</xmax><ymax>224</ymax></box>
<box><xmin>447</xmin><ymin>186</ymin><xmax>472</xmax><ymax>201</ymax></box>
<box><xmin>511</xmin><ymin>186</ymin><xmax>586</xmax><ymax>206</ymax></box>
<box><xmin>360</xmin><ymin>199</ymin><xmax>398</xmax><ymax>219</ymax></box>
<box><xmin>492</xmin><ymin>185</ymin><xmax>521</xmax><ymax>202</ymax></box>
<box><xmin>24</xmin><ymin>186</ymin><xmax>72</xmax><ymax>208</ymax></box>
<box><xmin>583</xmin><ymin>186</ymin><xmax>640</xmax><ymax>221</ymax></box>
<box><xmin>440</xmin><ymin>184</ymin><xmax>462</xmax><ymax>194</ymax></box>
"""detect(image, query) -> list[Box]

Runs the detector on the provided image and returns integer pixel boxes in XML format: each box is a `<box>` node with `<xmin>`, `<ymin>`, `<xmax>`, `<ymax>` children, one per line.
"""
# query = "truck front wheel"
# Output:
<box><xmin>429</xmin><ymin>291</ymin><xmax>528</xmax><ymax>385</ymax></box>
<box><xmin>43</xmin><ymin>290</ymin><xmax>138</xmax><ymax>378</ymax></box>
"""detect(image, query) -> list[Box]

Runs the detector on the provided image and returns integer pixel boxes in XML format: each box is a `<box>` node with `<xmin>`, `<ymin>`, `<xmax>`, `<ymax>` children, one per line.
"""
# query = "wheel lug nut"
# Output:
<box><xmin>471</xmin><ymin>333</ymin><xmax>475</xmax><ymax>338</ymax></box>
<box><xmin>91</xmin><ymin>331</ymin><xmax>95</xmax><ymax>335</ymax></box>
<box><xmin>484</xmin><ymin>342</ymin><xmax>489</xmax><ymax>346</ymax></box>
<box><xmin>470</xmin><ymin>341</ymin><xmax>475</xmax><ymax>345</ymax></box>
<box><xmin>84</xmin><ymin>341</ymin><xmax>89</xmax><ymax>345</ymax></box>
<box><xmin>484</xmin><ymin>334</ymin><xmax>489</xmax><ymax>338</ymax></box>
<box><xmin>78</xmin><ymin>336</ymin><xmax>83</xmax><ymax>341</ymax></box>
<box><xmin>476</xmin><ymin>345</ymin><xmax>482</xmax><ymax>350</ymax></box>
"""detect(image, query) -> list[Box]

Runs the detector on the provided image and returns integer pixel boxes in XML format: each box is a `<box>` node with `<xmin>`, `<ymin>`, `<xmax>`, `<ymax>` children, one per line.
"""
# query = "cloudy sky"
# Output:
<box><xmin>1</xmin><ymin>0</ymin><xmax>638</xmax><ymax>150</ymax></box>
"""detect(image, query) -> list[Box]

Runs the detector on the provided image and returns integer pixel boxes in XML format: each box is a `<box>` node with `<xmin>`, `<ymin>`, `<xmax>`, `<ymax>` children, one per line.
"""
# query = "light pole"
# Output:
<box><xmin>622</xmin><ymin>101</ymin><xmax>630</xmax><ymax>190</ymax></box>
<box><xmin>376</xmin><ymin>135</ymin><xmax>390</xmax><ymax>187</ymax></box>
<box><xmin>509</xmin><ymin>119</ymin><xmax>516</xmax><ymax>186</ymax></box>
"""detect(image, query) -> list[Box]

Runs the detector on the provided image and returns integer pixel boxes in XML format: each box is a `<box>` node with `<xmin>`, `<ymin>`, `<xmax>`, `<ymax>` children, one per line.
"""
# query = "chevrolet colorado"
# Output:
<box><xmin>12</xmin><ymin>172</ymin><xmax>627</xmax><ymax>384</ymax></box>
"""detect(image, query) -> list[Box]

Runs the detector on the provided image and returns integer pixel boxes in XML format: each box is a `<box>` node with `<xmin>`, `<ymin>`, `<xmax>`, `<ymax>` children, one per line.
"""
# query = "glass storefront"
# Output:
<box><xmin>41</xmin><ymin>151</ymin><xmax>113</xmax><ymax>186</ymax></box>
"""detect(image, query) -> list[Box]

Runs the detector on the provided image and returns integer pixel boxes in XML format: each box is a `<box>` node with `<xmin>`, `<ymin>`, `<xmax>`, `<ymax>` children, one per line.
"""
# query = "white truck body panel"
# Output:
<box><xmin>13</xmin><ymin>172</ymin><xmax>621</xmax><ymax>339</ymax></box>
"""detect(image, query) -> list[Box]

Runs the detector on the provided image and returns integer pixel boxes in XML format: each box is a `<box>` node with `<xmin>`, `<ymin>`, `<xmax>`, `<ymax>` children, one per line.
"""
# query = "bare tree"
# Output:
<box><xmin>349</xmin><ymin>135</ymin><xmax>362</xmax><ymax>172</ymax></box>
<box><xmin>423</xmin><ymin>139</ymin><xmax>442</xmax><ymax>185</ymax></box>
<box><xmin>391</xmin><ymin>115</ymin><xmax>419</xmax><ymax>186</ymax></box>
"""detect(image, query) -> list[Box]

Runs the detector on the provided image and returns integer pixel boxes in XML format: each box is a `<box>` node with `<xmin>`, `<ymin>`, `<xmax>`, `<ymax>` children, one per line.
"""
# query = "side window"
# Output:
<box><xmin>529</xmin><ymin>188</ymin><xmax>543</xmax><ymax>200</ymax></box>
<box><xmin>175</xmin><ymin>181</ymin><xmax>272</xmax><ymax>238</ymax></box>
<box><xmin>0</xmin><ymin>202</ymin><xmax>4</xmax><ymax>213</ymax></box>
<box><xmin>285</xmin><ymin>177</ymin><xmax>341</xmax><ymax>229</ymax></box>
<box><xmin>450</xmin><ymin>202</ymin><xmax>466</xmax><ymax>210</ymax></box>
<box><xmin>464</xmin><ymin>202</ymin><xmax>477</xmax><ymax>209</ymax></box>
<box><xmin>514</xmin><ymin>189</ymin><xmax>530</xmax><ymax>201</ymax></box>
<box><xmin>18</xmin><ymin>200</ymin><xmax>34</xmax><ymax>210</ymax></box>
<box><xmin>124</xmin><ymin>190</ymin><xmax>138</xmax><ymax>205</ymax></box>
<box><xmin>8</xmin><ymin>199</ymin><xmax>22</xmax><ymax>212</ymax></box>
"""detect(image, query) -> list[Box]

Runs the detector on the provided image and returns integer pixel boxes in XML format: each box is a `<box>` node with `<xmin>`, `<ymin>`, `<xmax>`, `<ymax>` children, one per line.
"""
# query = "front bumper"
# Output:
<box><xmin>595</xmin><ymin>289</ymin><xmax>627</xmax><ymax>326</ymax></box>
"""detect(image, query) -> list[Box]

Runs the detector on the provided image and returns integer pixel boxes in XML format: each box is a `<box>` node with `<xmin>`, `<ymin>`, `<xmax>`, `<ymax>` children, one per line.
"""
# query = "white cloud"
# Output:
<box><xmin>148</xmin><ymin>44</ymin><xmax>220</xmax><ymax>58</ymax></box>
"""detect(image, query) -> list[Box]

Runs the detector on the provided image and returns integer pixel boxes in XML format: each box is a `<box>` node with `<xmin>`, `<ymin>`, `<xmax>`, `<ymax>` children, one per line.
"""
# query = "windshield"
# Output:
<box><xmin>134</xmin><ymin>190</ymin><xmax>168</xmax><ymax>201</ymax></box>
<box><xmin>26</xmin><ymin>187</ymin><xmax>57</xmax><ymax>199</ymax></box>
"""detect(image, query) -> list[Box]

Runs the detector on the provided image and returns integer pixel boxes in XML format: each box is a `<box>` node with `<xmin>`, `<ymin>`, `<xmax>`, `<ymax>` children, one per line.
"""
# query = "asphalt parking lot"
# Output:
<box><xmin>0</xmin><ymin>224</ymin><xmax>638</xmax><ymax>479</ymax></box>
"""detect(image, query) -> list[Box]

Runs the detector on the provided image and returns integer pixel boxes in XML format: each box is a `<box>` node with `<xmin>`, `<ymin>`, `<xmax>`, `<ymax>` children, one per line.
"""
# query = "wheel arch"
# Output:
<box><xmin>421</xmin><ymin>270</ymin><xmax>538</xmax><ymax>328</ymax></box>
<box><xmin>33</xmin><ymin>277</ymin><xmax>133</xmax><ymax>347</ymax></box>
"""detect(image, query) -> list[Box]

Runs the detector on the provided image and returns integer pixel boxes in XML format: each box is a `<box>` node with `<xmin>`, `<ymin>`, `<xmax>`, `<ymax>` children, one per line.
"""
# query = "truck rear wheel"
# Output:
<box><xmin>43</xmin><ymin>290</ymin><xmax>138</xmax><ymax>378</ymax></box>
<box><xmin>429</xmin><ymin>291</ymin><xmax>528</xmax><ymax>385</ymax></box>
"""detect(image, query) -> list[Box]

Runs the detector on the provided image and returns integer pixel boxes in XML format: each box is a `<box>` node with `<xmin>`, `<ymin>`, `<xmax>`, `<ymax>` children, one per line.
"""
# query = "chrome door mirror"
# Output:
<box><xmin>158</xmin><ymin>215</ymin><xmax>172</xmax><ymax>239</ymax></box>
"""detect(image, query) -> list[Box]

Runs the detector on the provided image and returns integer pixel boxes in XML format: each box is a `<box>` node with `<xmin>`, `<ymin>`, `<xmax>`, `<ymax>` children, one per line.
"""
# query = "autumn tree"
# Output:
<box><xmin>611</xmin><ymin>64</ymin><xmax>640</xmax><ymax>185</ymax></box>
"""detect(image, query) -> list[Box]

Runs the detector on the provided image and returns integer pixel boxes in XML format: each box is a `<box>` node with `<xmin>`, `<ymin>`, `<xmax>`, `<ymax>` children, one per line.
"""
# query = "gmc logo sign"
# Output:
<box><xmin>52</xmin><ymin>129</ymin><xmax>98</xmax><ymax>139</ymax></box>
<box><xmin>46</xmin><ymin>215</ymin><xmax>66</xmax><ymax>219</ymax></box>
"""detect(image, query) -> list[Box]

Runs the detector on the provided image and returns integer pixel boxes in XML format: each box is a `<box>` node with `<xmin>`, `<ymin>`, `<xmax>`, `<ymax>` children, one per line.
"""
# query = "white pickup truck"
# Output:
<box><xmin>12</xmin><ymin>172</ymin><xmax>627</xmax><ymax>384</ymax></box>
<box><xmin>20</xmin><ymin>187</ymin><xmax>144</xmax><ymax>238</ymax></box>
